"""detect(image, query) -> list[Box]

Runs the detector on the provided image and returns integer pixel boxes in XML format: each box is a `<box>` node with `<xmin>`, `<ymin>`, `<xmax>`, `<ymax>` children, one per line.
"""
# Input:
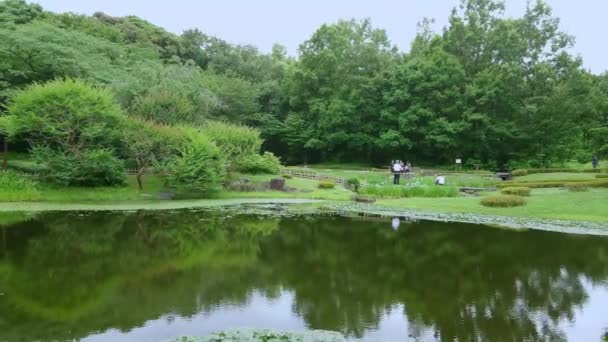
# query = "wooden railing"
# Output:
<box><xmin>281</xmin><ymin>168</ymin><xmax>345</xmax><ymax>184</ymax></box>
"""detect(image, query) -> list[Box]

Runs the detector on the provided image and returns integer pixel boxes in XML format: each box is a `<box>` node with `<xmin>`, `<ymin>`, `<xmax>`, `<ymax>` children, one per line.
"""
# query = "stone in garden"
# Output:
<box><xmin>269</xmin><ymin>178</ymin><xmax>285</xmax><ymax>190</ymax></box>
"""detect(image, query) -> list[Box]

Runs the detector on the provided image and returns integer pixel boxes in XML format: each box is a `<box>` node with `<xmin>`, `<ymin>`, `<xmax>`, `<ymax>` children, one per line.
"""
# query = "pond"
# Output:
<box><xmin>1</xmin><ymin>207</ymin><xmax>607</xmax><ymax>341</ymax></box>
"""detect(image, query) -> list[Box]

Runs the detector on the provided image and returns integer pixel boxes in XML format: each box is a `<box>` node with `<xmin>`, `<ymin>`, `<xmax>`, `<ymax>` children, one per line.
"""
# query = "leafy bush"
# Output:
<box><xmin>596</xmin><ymin>174</ymin><xmax>608</xmax><ymax>179</ymax></box>
<box><xmin>0</xmin><ymin>170</ymin><xmax>41</xmax><ymax>201</ymax></box>
<box><xmin>566</xmin><ymin>184</ymin><xmax>588</xmax><ymax>192</ymax></box>
<box><xmin>318</xmin><ymin>180</ymin><xmax>336</xmax><ymax>189</ymax></box>
<box><xmin>237</xmin><ymin>152</ymin><xmax>281</xmax><ymax>174</ymax></box>
<box><xmin>33</xmin><ymin>147</ymin><xmax>127</xmax><ymax>187</ymax></box>
<box><xmin>500</xmin><ymin>187</ymin><xmax>531</xmax><ymax>196</ymax></box>
<box><xmin>6</xmin><ymin>79</ymin><xmax>125</xmax><ymax>151</ymax></box>
<box><xmin>201</xmin><ymin>121</ymin><xmax>262</xmax><ymax>168</ymax></box>
<box><xmin>346</xmin><ymin>177</ymin><xmax>361</xmax><ymax>192</ymax></box>
<box><xmin>512</xmin><ymin>169</ymin><xmax>528</xmax><ymax>177</ymax></box>
<box><xmin>480</xmin><ymin>195</ymin><xmax>526</xmax><ymax>208</ymax></box>
<box><xmin>281</xmin><ymin>174</ymin><xmax>293</xmax><ymax>179</ymax></box>
<box><xmin>130</xmin><ymin>89</ymin><xmax>196</xmax><ymax>125</ymax></box>
<box><xmin>161</xmin><ymin>132</ymin><xmax>225</xmax><ymax>198</ymax></box>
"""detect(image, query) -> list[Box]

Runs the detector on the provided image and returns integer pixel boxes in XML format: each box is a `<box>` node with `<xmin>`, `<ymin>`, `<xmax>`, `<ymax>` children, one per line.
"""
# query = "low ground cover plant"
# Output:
<box><xmin>360</xmin><ymin>177</ymin><xmax>458</xmax><ymax>198</ymax></box>
<box><xmin>500</xmin><ymin>187</ymin><xmax>531</xmax><ymax>196</ymax></box>
<box><xmin>318</xmin><ymin>180</ymin><xmax>336</xmax><ymax>189</ymax></box>
<box><xmin>480</xmin><ymin>195</ymin><xmax>526</xmax><ymax>207</ymax></box>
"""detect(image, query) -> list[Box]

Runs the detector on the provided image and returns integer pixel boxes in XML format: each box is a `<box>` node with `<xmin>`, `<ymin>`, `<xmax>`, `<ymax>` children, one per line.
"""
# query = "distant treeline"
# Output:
<box><xmin>1</xmin><ymin>0</ymin><xmax>607</xmax><ymax>169</ymax></box>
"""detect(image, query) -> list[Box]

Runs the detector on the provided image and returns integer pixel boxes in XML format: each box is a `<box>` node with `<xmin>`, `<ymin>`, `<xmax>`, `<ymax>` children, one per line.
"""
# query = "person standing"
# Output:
<box><xmin>393</xmin><ymin>160</ymin><xmax>403</xmax><ymax>184</ymax></box>
<box><xmin>592</xmin><ymin>155</ymin><xmax>599</xmax><ymax>169</ymax></box>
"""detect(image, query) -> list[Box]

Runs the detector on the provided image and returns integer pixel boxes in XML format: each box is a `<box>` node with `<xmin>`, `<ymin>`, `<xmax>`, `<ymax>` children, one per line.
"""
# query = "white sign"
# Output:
<box><xmin>455</xmin><ymin>159</ymin><xmax>462</xmax><ymax>164</ymax></box>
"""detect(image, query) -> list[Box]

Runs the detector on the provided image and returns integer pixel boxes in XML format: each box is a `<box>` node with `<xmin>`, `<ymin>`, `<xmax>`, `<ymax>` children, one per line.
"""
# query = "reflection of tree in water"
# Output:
<box><xmin>1</xmin><ymin>212</ymin><xmax>608</xmax><ymax>341</ymax></box>
<box><xmin>0</xmin><ymin>210</ymin><xmax>279</xmax><ymax>341</ymax></box>
<box><xmin>259</xmin><ymin>217</ymin><xmax>608</xmax><ymax>340</ymax></box>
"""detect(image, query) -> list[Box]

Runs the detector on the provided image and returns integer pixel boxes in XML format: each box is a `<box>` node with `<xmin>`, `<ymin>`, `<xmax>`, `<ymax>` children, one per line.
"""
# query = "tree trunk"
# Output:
<box><xmin>136</xmin><ymin>170</ymin><xmax>144</xmax><ymax>190</ymax></box>
<box><xmin>2</xmin><ymin>137</ymin><xmax>7</xmax><ymax>169</ymax></box>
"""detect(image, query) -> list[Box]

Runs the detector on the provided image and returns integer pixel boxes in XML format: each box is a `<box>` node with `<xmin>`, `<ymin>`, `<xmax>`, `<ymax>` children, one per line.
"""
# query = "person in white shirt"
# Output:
<box><xmin>435</xmin><ymin>175</ymin><xmax>445</xmax><ymax>185</ymax></box>
<box><xmin>393</xmin><ymin>161</ymin><xmax>403</xmax><ymax>184</ymax></box>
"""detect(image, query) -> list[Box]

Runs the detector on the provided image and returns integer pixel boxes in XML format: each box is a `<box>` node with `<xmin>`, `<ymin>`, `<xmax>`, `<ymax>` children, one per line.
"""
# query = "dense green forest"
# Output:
<box><xmin>1</xmin><ymin>0</ymin><xmax>607</xmax><ymax>169</ymax></box>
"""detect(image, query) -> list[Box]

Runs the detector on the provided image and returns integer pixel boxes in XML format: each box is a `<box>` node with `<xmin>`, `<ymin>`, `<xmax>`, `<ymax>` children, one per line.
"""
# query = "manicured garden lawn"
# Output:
<box><xmin>378</xmin><ymin>188</ymin><xmax>608</xmax><ymax>222</ymax></box>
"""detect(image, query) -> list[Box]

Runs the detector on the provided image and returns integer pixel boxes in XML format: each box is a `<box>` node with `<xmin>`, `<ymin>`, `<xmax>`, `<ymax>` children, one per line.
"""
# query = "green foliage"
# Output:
<box><xmin>281</xmin><ymin>174</ymin><xmax>292</xmax><ymax>179</ymax></box>
<box><xmin>499</xmin><ymin>180</ymin><xmax>608</xmax><ymax>189</ymax></box>
<box><xmin>160</xmin><ymin>130</ymin><xmax>225</xmax><ymax>197</ymax></box>
<box><xmin>0</xmin><ymin>169</ymin><xmax>40</xmax><ymax>201</ymax></box>
<box><xmin>513</xmin><ymin>168</ymin><xmax>603</xmax><ymax>176</ymax></box>
<box><xmin>596</xmin><ymin>174</ymin><xmax>608</xmax><ymax>179</ymax></box>
<box><xmin>360</xmin><ymin>181</ymin><xmax>459</xmax><ymax>198</ymax></box>
<box><xmin>346</xmin><ymin>177</ymin><xmax>361</xmax><ymax>192</ymax></box>
<box><xmin>237</xmin><ymin>152</ymin><xmax>281</xmax><ymax>174</ymax></box>
<box><xmin>6</xmin><ymin>79</ymin><xmax>125</xmax><ymax>151</ymax></box>
<box><xmin>129</xmin><ymin>90</ymin><xmax>196</xmax><ymax>125</ymax></box>
<box><xmin>480</xmin><ymin>195</ymin><xmax>526</xmax><ymax>208</ymax></box>
<box><xmin>500</xmin><ymin>187</ymin><xmax>531</xmax><ymax>197</ymax></box>
<box><xmin>201</xmin><ymin>121</ymin><xmax>266</xmax><ymax>173</ymax></box>
<box><xmin>32</xmin><ymin>146</ymin><xmax>126</xmax><ymax>187</ymax></box>
<box><xmin>318</xmin><ymin>180</ymin><xmax>336</xmax><ymax>189</ymax></box>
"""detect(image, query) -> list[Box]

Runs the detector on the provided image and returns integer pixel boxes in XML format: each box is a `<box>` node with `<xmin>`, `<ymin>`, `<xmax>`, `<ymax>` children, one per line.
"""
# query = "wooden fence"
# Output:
<box><xmin>281</xmin><ymin>168</ymin><xmax>345</xmax><ymax>184</ymax></box>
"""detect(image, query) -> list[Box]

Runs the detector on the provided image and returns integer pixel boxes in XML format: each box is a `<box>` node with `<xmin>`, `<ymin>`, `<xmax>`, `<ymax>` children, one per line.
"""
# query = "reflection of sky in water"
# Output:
<box><xmin>83</xmin><ymin>280</ymin><xmax>608</xmax><ymax>342</ymax></box>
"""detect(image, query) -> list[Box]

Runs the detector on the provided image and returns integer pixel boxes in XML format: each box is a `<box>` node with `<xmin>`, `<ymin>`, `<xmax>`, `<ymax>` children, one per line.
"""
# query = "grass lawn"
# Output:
<box><xmin>515</xmin><ymin>172</ymin><xmax>598</xmax><ymax>182</ymax></box>
<box><xmin>378</xmin><ymin>188</ymin><xmax>608</xmax><ymax>222</ymax></box>
<box><xmin>218</xmin><ymin>174</ymin><xmax>353</xmax><ymax>201</ymax></box>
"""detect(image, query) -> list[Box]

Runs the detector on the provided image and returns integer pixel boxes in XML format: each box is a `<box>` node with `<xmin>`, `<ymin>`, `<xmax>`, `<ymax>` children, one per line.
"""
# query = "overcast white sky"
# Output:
<box><xmin>30</xmin><ymin>0</ymin><xmax>608</xmax><ymax>74</ymax></box>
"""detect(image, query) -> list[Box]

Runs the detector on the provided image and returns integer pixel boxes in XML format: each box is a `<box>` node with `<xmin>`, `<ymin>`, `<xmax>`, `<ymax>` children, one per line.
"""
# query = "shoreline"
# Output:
<box><xmin>1</xmin><ymin>197</ymin><xmax>607</xmax><ymax>236</ymax></box>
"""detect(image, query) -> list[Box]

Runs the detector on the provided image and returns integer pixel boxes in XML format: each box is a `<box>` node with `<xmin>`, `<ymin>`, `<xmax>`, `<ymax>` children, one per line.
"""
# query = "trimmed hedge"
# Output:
<box><xmin>481</xmin><ymin>195</ymin><xmax>526</xmax><ymax>208</ymax></box>
<box><xmin>512</xmin><ymin>168</ymin><xmax>605</xmax><ymax>176</ymax></box>
<box><xmin>318</xmin><ymin>180</ymin><xmax>336</xmax><ymax>189</ymax></box>
<box><xmin>596</xmin><ymin>174</ymin><xmax>608</xmax><ymax>179</ymax></box>
<box><xmin>500</xmin><ymin>187</ymin><xmax>531</xmax><ymax>196</ymax></box>
<box><xmin>498</xmin><ymin>180</ymin><xmax>608</xmax><ymax>189</ymax></box>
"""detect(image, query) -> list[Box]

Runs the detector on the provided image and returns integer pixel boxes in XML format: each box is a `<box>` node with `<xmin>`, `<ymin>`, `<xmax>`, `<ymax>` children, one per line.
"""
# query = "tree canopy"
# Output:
<box><xmin>1</xmin><ymin>0</ymin><xmax>606</xmax><ymax>169</ymax></box>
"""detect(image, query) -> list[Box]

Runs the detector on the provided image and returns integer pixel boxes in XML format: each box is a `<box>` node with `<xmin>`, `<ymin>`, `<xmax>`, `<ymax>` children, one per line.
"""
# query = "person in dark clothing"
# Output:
<box><xmin>592</xmin><ymin>155</ymin><xmax>599</xmax><ymax>169</ymax></box>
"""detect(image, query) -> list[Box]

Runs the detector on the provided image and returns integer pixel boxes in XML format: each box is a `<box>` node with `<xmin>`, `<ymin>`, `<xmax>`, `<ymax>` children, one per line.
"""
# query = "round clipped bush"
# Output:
<box><xmin>511</xmin><ymin>169</ymin><xmax>528</xmax><ymax>177</ymax></box>
<box><xmin>480</xmin><ymin>195</ymin><xmax>526</xmax><ymax>208</ymax></box>
<box><xmin>346</xmin><ymin>177</ymin><xmax>361</xmax><ymax>192</ymax></box>
<box><xmin>566</xmin><ymin>183</ymin><xmax>588</xmax><ymax>192</ymax></box>
<box><xmin>500</xmin><ymin>186</ymin><xmax>531</xmax><ymax>196</ymax></box>
<box><xmin>318</xmin><ymin>180</ymin><xmax>336</xmax><ymax>189</ymax></box>
<box><xmin>281</xmin><ymin>174</ymin><xmax>293</xmax><ymax>179</ymax></box>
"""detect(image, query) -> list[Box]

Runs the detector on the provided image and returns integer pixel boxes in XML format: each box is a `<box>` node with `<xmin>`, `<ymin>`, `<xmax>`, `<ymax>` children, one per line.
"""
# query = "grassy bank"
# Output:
<box><xmin>377</xmin><ymin>188</ymin><xmax>608</xmax><ymax>222</ymax></box>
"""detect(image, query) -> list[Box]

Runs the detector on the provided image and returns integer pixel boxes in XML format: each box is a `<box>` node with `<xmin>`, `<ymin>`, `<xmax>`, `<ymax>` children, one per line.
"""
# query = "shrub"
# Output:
<box><xmin>237</xmin><ymin>152</ymin><xmax>281</xmax><ymax>174</ymax></box>
<box><xmin>6</xmin><ymin>79</ymin><xmax>125</xmax><ymax>151</ymax></box>
<box><xmin>130</xmin><ymin>89</ymin><xmax>196</xmax><ymax>125</ymax></box>
<box><xmin>480</xmin><ymin>195</ymin><xmax>526</xmax><ymax>208</ymax></box>
<box><xmin>281</xmin><ymin>174</ymin><xmax>293</xmax><ymax>179</ymax></box>
<box><xmin>318</xmin><ymin>180</ymin><xmax>336</xmax><ymax>189</ymax></box>
<box><xmin>0</xmin><ymin>170</ymin><xmax>41</xmax><ymax>201</ymax></box>
<box><xmin>498</xmin><ymin>180</ymin><xmax>608</xmax><ymax>189</ymax></box>
<box><xmin>566</xmin><ymin>184</ymin><xmax>588</xmax><ymax>192</ymax></box>
<box><xmin>596</xmin><ymin>174</ymin><xmax>608</xmax><ymax>179</ymax></box>
<box><xmin>161</xmin><ymin>132</ymin><xmax>225</xmax><ymax>198</ymax></box>
<box><xmin>201</xmin><ymin>121</ymin><xmax>262</xmax><ymax>168</ymax></box>
<box><xmin>500</xmin><ymin>187</ymin><xmax>531</xmax><ymax>196</ymax></box>
<box><xmin>346</xmin><ymin>177</ymin><xmax>361</xmax><ymax>192</ymax></box>
<box><xmin>512</xmin><ymin>169</ymin><xmax>528</xmax><ymax>177</ymax></box>
<box><xmin>32</xmin><ymin>146</ymin><xmax>126</xmax><ymax>187</ymax></box>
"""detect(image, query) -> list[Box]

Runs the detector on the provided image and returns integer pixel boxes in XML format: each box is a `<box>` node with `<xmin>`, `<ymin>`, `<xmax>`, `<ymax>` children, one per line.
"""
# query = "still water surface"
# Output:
<box><xmin>1</xmin><ymin>208</ymin><xmax>607</xmax><ymax>341</ymax></box>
